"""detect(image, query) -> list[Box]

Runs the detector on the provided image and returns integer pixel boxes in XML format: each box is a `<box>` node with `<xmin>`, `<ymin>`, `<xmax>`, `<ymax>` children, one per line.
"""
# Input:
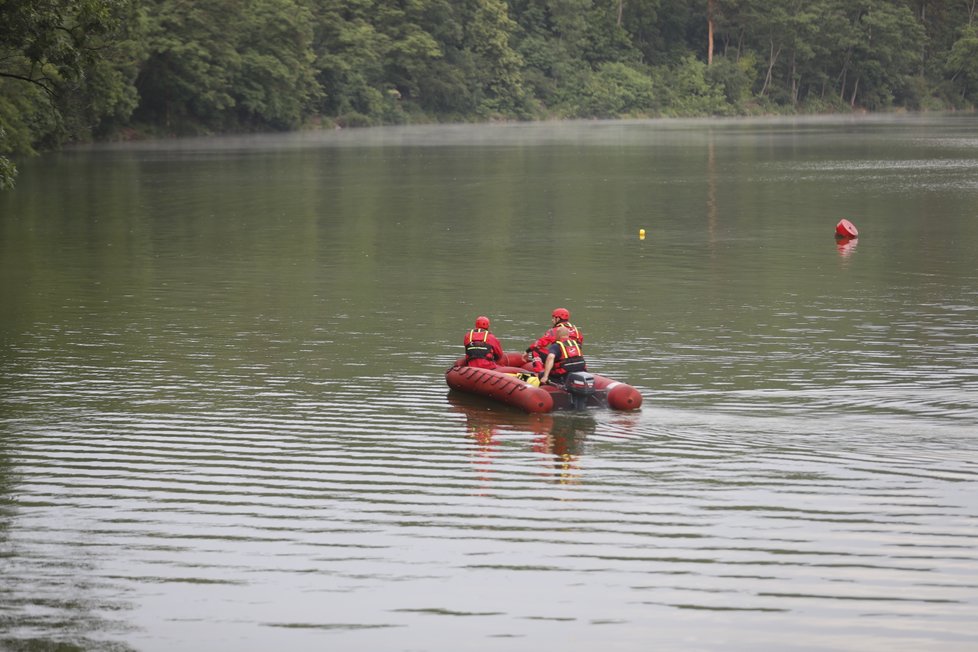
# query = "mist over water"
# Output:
<box><xmin>2</xmin><ymin>115</ymin><xmax>977</xmax><ymax>651</ymax></box>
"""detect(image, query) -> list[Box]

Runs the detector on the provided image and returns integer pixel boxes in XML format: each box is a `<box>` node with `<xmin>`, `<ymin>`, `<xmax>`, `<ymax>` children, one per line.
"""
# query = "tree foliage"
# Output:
<box><xmin>134</xmin><ymin>0</ymin><xmax>319</xmax><ymax>131</ymax></box>
<box><xmin>3</xmin><ymin>0</ymin><xmax>978</xmax><ymax>188</ymax></box>
<box><xmin>947</xmin><ymin>25</ymin><xmax>978</xmax><ymax>104</ymax></box>
<box><xmin>0</xmin><ymin>0</ymin><xmax>140</xmax><ymax>188</ymax></box>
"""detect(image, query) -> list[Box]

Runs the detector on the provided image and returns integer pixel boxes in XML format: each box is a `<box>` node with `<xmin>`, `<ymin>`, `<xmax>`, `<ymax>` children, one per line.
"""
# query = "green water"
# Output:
<box><xmin>1</xmin><ymin>115</ymin><xmax>977</xmax><ymax>651</ymax></box>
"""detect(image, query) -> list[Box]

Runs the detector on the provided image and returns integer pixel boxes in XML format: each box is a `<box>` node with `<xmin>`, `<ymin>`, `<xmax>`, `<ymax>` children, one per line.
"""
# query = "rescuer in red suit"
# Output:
<box><xmin>524</xmin><ymin>307</ymin><xmax>583</xmax><ymax>372</ymax></box>
<box><xmin>464</xmin><ymin>316</ymin><xmax>504</xmax><ymax>369</ymax></box>
<box><xmin>539</xmin><ymin>326</ymin><xmax>587</xmax><ymax>385</ymax></box>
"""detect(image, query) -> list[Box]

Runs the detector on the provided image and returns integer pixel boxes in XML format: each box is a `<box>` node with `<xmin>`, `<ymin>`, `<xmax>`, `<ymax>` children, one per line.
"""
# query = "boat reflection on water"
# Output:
<box><xmin>531</xmin><ymin>411</ymin><xmax>596</xmax><ymax>485</ymax></box>
<box><xmin>447</xmin><ymin>391</ymin><xmax>596</xmax><ymax>485</ymax></box>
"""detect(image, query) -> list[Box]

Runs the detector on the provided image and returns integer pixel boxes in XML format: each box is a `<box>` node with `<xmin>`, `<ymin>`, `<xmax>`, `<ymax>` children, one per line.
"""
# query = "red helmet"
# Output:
<box><xmin>475</xmin><ymin>315</ymin><xmax>490</xmax><ymax>329</ymax></box>
<box><xmin>552</xmin><ymin>308</ymin><xmax>570</xmax><ymax>321</ymax></box>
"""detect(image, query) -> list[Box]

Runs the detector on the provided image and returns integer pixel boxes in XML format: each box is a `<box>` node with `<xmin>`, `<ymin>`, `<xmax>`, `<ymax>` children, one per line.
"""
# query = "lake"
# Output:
<box><xmin>1</xmin><ymin>115</ymin><xmax>977</xmax><ymax>651</ymax></box>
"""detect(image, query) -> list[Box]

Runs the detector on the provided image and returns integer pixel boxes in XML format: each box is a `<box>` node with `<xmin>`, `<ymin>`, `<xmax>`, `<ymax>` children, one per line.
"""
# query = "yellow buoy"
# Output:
<box><xmin>639</xmin><ymin>228</ymin><xmax>646</xmax><ymax>240</ymax></box>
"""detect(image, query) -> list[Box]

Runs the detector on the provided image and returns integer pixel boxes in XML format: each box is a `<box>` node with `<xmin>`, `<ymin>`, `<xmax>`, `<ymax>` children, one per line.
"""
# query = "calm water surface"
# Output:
<box><xmin>1</xmin><ymin>115</ymin><xmax>977</xmax><ymax>651</ymax></box>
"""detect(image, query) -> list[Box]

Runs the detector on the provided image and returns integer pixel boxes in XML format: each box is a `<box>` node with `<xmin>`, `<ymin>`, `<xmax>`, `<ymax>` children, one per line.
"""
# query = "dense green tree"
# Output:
<box><xmin>618</xmin><ymin>0</ymin><xmax>665</xmax><ymax>64</ymax></box>
<box><xmin>758</xmin><ymin>1</ymin><xmax>823</xmax><ymax>104</ymax></box>
<box><xmin>4</xmin><ymin>0</ymin><xmax>978</xmax><ymax>178</ymax></box>
<box><xmin>375</xmin><ymin>1</ymin><xmax>443</xmax><ymax>104</ymax></box>
<box><xmin>828</xmin><ymin>0</ymin><xmax>924</xmax><ymax>108</ymax></box>
<box><xmin>546</xmin><ymin>0</ymin><xmax>594</xmax><ymax>54</ymax></box>
<box><xmin>405</xmin><ymin>0</ymin><xmax>485</xmax><ymax>117</ymax></box>
<box><xmin>659</xmin><ymin>53</ymin><xmax>728</xmax><ymax>115</ymax></box>
<box><xmin>946</xmin><ymin>24</ymin><xmax>978</xmax><ymax>103</ymax></box>
<box><xmin>663</xmin><ymin>0</ymin><xmax>710</xmax><ymax>62</ymax></box>
<box><xmin>0</xmin><ymin>127</ymin><xmax>16</xmax><ymax>190</ymax></box>
<box><xmin>574</xmin><ymin>0</ymin><xmax>642</xmax><ymax>64</ymax></box>
<box><xmin>0</xmin><ymin>0</ymin><xmax>138</xmax><ymax>98</ymax></box>
<box><xmin>467</xmin><ymin>0</ymin><xmax>528</xmax><ymax>115</ymax></box>
<box><xmin>409</xmin><ymin>0</ymin><xmax>473</xmax><ymax>116</ymax></box>
<box><xmin>509</xmin><ymin>0</ymin><xmax>576</xmax><ymax>104</ymax></box>
<box><xmin>577</xmin><ymin>61</ymin><xmax>656</xmax><ymax>117</ymax></box>
<box><xmin>134</xmin><ymin>0</ymin><xmax>319</xmax><ymax>131</ymax></box>
<box><xmin>134</xmin><ymin>0</ymin><xmax>240</xmax><ymax>129</ymax></box>
<box><xmin>706</xmin><ymin>53</ymin><xmax>757</xmax><ymax>109</ymax></box>
<box><xmin>0</xmin><ymin>0</ymin><xmax>140</xmax><ymax>187</ymax></box>
<box><xmin>306</xmin><ymin>1</ymin><xmax>392</xmax><ymax>120</ymax></box>
<box><xmin>233</xmin><ymin>0</ymin><xmax>320</xmax><ymax>128</ymax></box>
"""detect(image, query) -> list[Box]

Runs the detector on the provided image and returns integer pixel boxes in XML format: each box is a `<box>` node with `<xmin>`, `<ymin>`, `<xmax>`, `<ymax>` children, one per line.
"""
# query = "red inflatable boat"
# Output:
<box><xmin>445</xmin><ymin>353</ymin><xmax>642</xmax><ymax>413</ymax></box>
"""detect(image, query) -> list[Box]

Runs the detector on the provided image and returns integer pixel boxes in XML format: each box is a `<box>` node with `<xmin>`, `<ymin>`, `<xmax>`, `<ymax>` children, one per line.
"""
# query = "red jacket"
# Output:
<box><xmin>530</xmin><ymin>320</ymin><xmax>583</xmax><ymax>353</ymax></box>
<box><xmin>463</xmin><ymin>329</ymin><xmax>504</xmax><ymax>369</ymax></box>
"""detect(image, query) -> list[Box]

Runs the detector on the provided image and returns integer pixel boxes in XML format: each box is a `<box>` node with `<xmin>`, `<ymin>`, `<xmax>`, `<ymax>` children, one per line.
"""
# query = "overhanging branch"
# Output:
<box><xmin>0</xmin><ymin>71</ymin><xmax>57</xmax><ymax>96</ymax></box>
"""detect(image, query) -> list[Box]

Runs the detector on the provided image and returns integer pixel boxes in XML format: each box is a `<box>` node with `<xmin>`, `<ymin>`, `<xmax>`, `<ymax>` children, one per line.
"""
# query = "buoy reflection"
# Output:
<box><xmin>836</xmin><ymin>235</ymin><xmax>858</xmax><ymax>258</ymax></box>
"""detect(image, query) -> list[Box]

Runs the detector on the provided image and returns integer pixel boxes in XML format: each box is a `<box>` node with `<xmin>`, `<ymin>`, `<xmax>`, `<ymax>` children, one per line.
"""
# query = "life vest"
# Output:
<box><xmin>553</xmin><ymin>339</ymin><xmax>586</xmax><ymax>374</ymax></box>
<box><xmin>559</xmin><ymin>321</ymin><xmax>582</xmax><ymax>342</ymax></box>
<box><xmin>530</xmin><ymin>321</ymin><xmax>583</xmax><ymax>356</ymax></box>
<box><xmin>465</xmin><ymin>329</ymin><xmax>495</xmax><ymax>360</ymax></box>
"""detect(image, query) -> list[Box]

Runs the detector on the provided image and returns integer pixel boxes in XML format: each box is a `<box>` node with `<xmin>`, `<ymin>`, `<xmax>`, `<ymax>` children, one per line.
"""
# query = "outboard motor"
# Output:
<box><xmin>564</xmin><ymin>371</ymin><xmax>596</xmax><ymax>410</ymax></box>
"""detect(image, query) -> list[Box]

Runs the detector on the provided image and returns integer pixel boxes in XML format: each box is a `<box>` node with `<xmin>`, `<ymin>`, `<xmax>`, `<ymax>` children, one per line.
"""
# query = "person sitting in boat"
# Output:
<box><xmin>464</xmin><ymin>316</ymin><xmax>504</xmax><ymax>369</ymax></box>
<box><xmin>539</xmin><ymin>326</ymin><xmax>586</xmax><ymax>386</ymax></box>
<box><xmin>524</xmin><ymin>307</ymin><xmax>583</xmax><ymax>372</ymax></box>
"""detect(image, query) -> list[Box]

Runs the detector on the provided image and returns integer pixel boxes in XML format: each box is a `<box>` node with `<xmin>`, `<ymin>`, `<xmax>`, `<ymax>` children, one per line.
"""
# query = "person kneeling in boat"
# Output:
<box><xmin>524</xmin><ymin>307</ymin><xmax>583</xmax><ymax>372</ymax></box>
<box><xmin>464</xmin><ymin>316</ymin><xmax>504</xmax><ymax>370</ymax></box>
<box><xmin>539</xmin><ymin>327</ymin><xmax>586</xmax><ymax>386</ymax></box>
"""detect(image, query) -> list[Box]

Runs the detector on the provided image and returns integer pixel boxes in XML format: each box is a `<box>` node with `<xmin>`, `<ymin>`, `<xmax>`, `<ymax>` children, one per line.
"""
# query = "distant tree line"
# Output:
<box><xmin>3</xmin><ymin>0</ymin><xmax>978</xmax><ymax>188</ymax></box>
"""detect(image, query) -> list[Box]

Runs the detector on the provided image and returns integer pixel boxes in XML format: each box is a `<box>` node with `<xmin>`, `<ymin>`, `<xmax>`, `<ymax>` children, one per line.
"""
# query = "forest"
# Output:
<box><xmin>2</xmin><ymin>0</ymin><xmax>978</xmax><ymax>188</ymax></box>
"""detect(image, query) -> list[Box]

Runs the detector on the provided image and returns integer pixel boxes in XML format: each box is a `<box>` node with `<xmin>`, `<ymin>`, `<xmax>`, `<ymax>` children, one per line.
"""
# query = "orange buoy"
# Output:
<box><xmin>835</xmin><ymin>219</ymin><xmax>858</xmax><ymax>238</ymax></box>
